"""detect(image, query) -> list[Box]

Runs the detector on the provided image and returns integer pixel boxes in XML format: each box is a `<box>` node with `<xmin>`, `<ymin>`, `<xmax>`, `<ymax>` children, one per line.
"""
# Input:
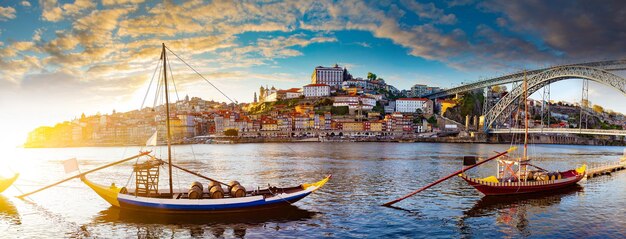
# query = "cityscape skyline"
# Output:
<box><xmin>1</xmin><ymin>0</ymin><xmax>625</xmax><ymax>146</ymax></box>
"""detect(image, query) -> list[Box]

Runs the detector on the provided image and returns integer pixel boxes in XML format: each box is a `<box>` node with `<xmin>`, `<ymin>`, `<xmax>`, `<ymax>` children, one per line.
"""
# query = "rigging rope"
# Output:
<box><xmin>152</xmin><ymin>64</ymin><xmax>164</xmax><ymax>109</ymax></box>
<box><xmin>167</xmin><ymin>57</ymin><xmax>180</xmax><ymax>102</ymax></box>
<box><xmin>141</xmin><ymin>58</ymin><xmax>162</xmax><ymax>110</ymax></box>
<box><xmin>164</xmin><ymin>46</ymin><xmax>236</xmax><ymax>104</ymax></box>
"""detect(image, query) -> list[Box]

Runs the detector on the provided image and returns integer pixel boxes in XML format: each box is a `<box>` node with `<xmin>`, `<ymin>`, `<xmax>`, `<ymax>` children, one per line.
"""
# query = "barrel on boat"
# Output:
<box><xmin>228</xmin><ymin>181</ymin><xmax>246</xmax><ymax>198</ymax></box>
<box><xmin>208</xmin><ymin>181</ymin><xmax>224</xmax><ymax>199</ymax></box>
<box><xmin>188</xmin><ymin>181</ymin><xmax>203</xmax><ymax>199</ymax></box>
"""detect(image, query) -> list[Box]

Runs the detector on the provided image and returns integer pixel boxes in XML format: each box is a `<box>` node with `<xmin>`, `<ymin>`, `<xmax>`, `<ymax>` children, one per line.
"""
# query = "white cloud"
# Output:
<box><xmin>101</xmin><ymin>0</ymin><xmax>144</xmax><ymax>6</ymax></box>
<box><xmin>0</xmin><ymin>6</ymin><xmax>16</xmax><ymax>21</ymax></box>
<box><xmin>21</xmin><ymin>1</ymin><xmax>31</xmax><ymax>7</ymax></box>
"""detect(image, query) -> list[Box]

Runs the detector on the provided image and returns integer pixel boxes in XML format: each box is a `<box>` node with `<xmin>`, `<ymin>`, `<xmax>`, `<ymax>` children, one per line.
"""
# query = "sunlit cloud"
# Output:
<box><xmin>0</xmin><ymin>6</ymin><xmax>16</xmax><ymax>21</ymax></box>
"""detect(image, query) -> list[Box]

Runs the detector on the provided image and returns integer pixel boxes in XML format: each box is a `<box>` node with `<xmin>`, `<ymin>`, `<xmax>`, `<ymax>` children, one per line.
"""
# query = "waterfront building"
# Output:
<box><xmin>409</xmin><ymin>84</ymin><xmax>442</xmax><ymax>97</ymax></box>
<box><xmin>266</xmin><ymin>88</ymin><xmax>302</xmax><ymax>101</ymax></box>
<box><xmin>370</xmin><ymin>121</ymin><xmax>383</xmax><ymax>132</ymax></box>
<box><xmin>384</xmin><ymin>101</ymin><xmax>396</xmax><ymax>114</ymax></box>
<box><xmin>311</xmin><ymin>64</ymin><xmax>349</xmax><ymax>88</ymax></box>
<box><xmin>396</xmin><ymin>98</ymin><xmax>428</xmax><ymax>113</ymax></box>
<box><xmin>343</xmin><ymin>122</ymin><xmax>364</xmax><ymax>131</ymax></box>
<box><xmin>303</xmin><ymin>84</ymin><xmax>331</xmax><ymax>97</ymax></box>
<box><xmin>261</xmin><ymin>118</ymin><xmax>278</xmax><ymax>131</ymax></box>
<box><xmin>333</xmin><ymin>96</ymin><xmax>375</xmax><ymax>111</ymax></box>
<box><xmin>423</xmin><ymin>100</ymin><xmax>434</xmax><ymax>115</ymax></box>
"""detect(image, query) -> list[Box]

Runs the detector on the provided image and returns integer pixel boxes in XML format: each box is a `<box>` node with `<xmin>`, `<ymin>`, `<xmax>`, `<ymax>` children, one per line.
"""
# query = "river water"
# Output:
<box><xmin>0</xmin><ymin>143</ymin><xmax>625</xmax><ymax>238</ymax></box>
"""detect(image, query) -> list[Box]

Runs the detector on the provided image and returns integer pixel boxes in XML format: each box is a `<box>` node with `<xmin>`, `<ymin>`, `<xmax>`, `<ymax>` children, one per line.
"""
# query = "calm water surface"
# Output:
<box><xmin>0</xmin><ymin>143</ymin><xmax>625</xmax><ymax>238</ymax></box>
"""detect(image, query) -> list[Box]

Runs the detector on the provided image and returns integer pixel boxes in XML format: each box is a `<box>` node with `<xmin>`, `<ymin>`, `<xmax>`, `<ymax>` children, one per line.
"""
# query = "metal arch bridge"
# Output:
<box><xmin>422</xmin><ymin>59</ymin><xmax>626</xmax><ymax>99</ymax></box>
<box><xmin>489</xmin><ymin>128</ymin><xmax>626</xmax><ymax>136</ymax></box>
<box><xmin>483</xmin><ymin>65</ymin><xmax>626</xmax><ymax>131</ymax></box>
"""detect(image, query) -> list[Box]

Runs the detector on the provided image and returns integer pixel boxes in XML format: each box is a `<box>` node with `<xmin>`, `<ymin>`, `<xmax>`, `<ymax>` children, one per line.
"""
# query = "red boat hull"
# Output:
<box><xmin>460</xmin><ymin>172</ymin><xmax>584</xmax><ymax>196</ymax></box>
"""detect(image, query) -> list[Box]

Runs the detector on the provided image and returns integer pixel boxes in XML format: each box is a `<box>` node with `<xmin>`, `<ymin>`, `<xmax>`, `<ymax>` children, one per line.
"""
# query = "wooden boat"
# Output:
<box><xmin>382</xmin><ymin>71</ymin><xmax>587</xmax><ymax>207</ymax></box>
<box><xmin>459</xmin><ymin>71</ymin><xmax>585</xmax><ymax>196</ymax></box>
<box><xmin>81</xmin><ymin>174</ymin><xmax>329</xmax><ymax>213</ymax></box>
<box><xmin>458</xmin><ymin>166</ymin><xmax>585</xmax><ymax>196</ymax></box>
<box><xmin>17</xmin><ymin>44</ymin><xmax>330</xmax><ymax>213</ymax></box>
<box><xmin>0</xmin><ymin>173</ymin><xmax>18</xmax><ymax>193</ymax></box>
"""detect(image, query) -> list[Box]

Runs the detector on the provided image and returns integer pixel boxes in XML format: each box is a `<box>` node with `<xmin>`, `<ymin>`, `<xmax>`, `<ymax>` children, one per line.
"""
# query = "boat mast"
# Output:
<box><xmin>522</xmin><ymin>70</ymin><xmax>529</xmax><ymax>180</ymax></box>
<box><xmin>162</xmin><ymin>43</ymin><xmax>174</xmax><ymax>196</ymax></box>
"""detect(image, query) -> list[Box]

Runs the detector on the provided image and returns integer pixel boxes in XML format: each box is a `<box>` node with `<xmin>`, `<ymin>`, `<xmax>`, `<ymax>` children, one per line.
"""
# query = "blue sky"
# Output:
<box><xmin>0</xmin><ymin>0</ymin><xmax>624</xmax><ymax>145</ymax></box>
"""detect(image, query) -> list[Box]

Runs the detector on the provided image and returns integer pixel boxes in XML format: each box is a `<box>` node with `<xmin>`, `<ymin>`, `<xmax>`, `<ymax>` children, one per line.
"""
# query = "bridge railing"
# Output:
<box><xmin>488</xmin><ymin>128</ymin><xmax>626</xmax><ymax>136</ymax></box>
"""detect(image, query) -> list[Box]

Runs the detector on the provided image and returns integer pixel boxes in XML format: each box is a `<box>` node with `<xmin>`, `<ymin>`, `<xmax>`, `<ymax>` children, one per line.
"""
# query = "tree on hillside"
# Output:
<box><xmin>367</xmin><ymin>72</ymin><xmax>377</xmax><ymax>81</ymax></box>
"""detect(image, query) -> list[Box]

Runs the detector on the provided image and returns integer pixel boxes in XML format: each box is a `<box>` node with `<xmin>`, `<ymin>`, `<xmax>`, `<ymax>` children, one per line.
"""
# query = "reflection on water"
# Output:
<box><xmin>460</xmin><ymin>185</ymin><xmax>583</xmax><ymax>238</ymax></box>
<box><xmin>94</xmin><ymin>205</ymin><xmax>315</xmax><ymax>238</ymax></box>
<box><xmin>1</xmin><ymin>143</ymin><xmax>626</xmax><ymax>238</ymax></box>
<box><xmin>0</xmin><ymin>195</ymin><xmax>20</xmax><ymax>225</ymax></box>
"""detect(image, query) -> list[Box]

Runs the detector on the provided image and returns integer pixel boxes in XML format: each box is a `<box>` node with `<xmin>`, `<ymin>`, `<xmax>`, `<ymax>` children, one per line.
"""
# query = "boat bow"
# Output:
<box><xmin>0</xmin><ymin>173</ymin><xmax>19</xmax><ymax>193</ymax></box>
<box><xmin>81</xmin><ymin>176</ymin><xmax>123</xmax><ymax>207</ymax></box>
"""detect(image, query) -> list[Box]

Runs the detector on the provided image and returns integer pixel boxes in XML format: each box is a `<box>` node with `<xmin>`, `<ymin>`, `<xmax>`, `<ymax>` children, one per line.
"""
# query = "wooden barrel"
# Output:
<box><xmin>228</xmin><ymin>181</ymin><xmax>240</xmax><ymax>192</ymax></box>
<box><xmin>190</xmin><ymin>181</ymin><xmax>203</xmax><ymax>191</ymax></box>
<box><xmin>208</xmin><ymin>180</ymin><xmax>220</xmax><ymax>189</ymax></box>
<box><xmin>230</xmin><ymin>185</ymin><xmax>246</xmax><ymax>198</ymax></box>
<box><xmin>209</xmin><ymin>185</ymin><xmax>224</xmax><ymax>199</ymax></box>
<box><xmin>188</xmin><ymin>188</ymin><xmax>203</xmax><ymax>199</ymax></box>
<box><xmin>188</xmin><ymin>181</ymin><xmax>204</xmax><ymax>199</ymax></box>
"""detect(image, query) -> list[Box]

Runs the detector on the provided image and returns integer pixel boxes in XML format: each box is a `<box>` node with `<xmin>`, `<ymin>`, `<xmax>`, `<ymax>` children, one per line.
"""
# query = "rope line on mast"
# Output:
<box><xmin>164</xmin><ymin>46</ymin><xmax>236</xmax><ymax>104</ymax></box>
<box><xmin>167</xmin><ymin>57</ymin><xmax>180</xmax><ymax>102</ymax></box>
<box><xmin>153</xmin><ymin>64</ymin><xmax>164</xmax><ymax>109</ymax></box>
<box><xmin>141</xmin><ymin>58</ymin><xmax>162</xmax><ymax>110</ymax></box>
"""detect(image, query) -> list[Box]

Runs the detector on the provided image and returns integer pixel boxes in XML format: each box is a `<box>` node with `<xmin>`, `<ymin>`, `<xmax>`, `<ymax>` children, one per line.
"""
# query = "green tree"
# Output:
<box><xmin>224</xmin><ymin>129</ymin><xmax>239</xmax><ymax>137</ymax></box>
<box><xmin>331</xmin><ymin>106</ymin><xmax>349</xmax><ymax>115</ymax></box>
<box><xmin>367</xmin><ymin>72</ymin><xmax>377</xmax><ymax>80</ymax></box>
<box><xmin>427</xmin><ymin>115</ymin><xmax>437</xmax><ymax>124</ymax></box>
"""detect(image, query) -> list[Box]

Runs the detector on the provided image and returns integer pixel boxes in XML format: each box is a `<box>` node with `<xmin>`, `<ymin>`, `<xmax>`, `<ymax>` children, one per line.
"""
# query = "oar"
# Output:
<box><xmin>382</xmin><ymin>146</ymin><xmax>517</xmax><ymax>207</ymax></box>
<box><xmin>16</xmin><ymin>151</ymin><xmax>151</xmax><ymax>199</ymax></box>
<box><xmin>157</xmin><ymin>159</ymin><xmax>229</xmax><ymax>187</ymax></box>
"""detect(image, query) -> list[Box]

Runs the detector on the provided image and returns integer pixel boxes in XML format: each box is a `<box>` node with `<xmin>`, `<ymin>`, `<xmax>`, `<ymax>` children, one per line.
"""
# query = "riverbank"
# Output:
<box><xmin>22</xmin><ymin>133</ymin><xmax>626</xmax><ymax>148</ymax></box>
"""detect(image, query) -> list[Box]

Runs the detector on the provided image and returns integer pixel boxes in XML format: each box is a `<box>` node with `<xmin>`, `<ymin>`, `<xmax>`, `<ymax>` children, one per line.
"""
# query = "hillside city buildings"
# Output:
<box><xmin>25</xmin><ymin>64</ymin><xmax>455</xmax><ymax>147</ymax></box>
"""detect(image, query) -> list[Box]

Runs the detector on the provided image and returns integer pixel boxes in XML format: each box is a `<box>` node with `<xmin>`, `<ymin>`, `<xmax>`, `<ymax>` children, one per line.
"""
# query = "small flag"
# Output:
<box><xmin>63</xmin><ymin>158</ymin><xmax>79</xmax><ymax>174</ymax></box>
<box><xmin>146</xmin><ymin>131</ymin><xmax>158</xmax><ymax>146</ymax></box>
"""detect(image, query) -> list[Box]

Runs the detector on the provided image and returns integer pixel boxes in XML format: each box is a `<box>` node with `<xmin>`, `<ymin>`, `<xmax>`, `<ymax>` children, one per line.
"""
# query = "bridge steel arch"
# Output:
<box><xmin>423</xmin><ymin>59</ymin><xmax>626</xmax><ymax>99</ymax></box>
<box><xmin>484</xmin><ymin>66</ymin><xmax>626</xmax><ymax>131</ymax></box>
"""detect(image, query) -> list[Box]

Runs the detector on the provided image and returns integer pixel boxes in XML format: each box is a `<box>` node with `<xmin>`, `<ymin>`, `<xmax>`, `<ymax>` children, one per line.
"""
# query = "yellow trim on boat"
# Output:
<box><xmin>0</xmin><ymin>173</ymin><xmax>19</xmax><ymax>193</ymax></box>
<box><xmin>575</xmin><ymin>164</ymin><xmax>587</xmax><ymax>175</ymax></box>
<box><xmin>480</xmin><ymin>176</ymin><xmax>499</xmax><ymax>183</ymax></box>
<box><xmin>301</xmin><ymin>175</ymin><xmax>332</xmax><ymax>192</ymax></box>
<box><xmin>80</xmin><ymin>176</ymin><xmax>121</xmax><ymax>207</ymax></box>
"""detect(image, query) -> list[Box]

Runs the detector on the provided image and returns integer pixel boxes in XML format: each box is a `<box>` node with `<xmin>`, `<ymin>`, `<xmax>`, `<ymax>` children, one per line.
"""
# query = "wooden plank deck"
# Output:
<box><xmin>586</xmin><ymin>158</ymin><xmax>626</xmax><ymax>179</ymax></box>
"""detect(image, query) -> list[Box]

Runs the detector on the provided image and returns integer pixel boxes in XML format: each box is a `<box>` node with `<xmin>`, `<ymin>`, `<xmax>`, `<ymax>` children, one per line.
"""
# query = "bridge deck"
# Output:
<box><xmin>488</xmin><ymin>128</ymin><xmax>626</xmax><ymax>136</ymax></box>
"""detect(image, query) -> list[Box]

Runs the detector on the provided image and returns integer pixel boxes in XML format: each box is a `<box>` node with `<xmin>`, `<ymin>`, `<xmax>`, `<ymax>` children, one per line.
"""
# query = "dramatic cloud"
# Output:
<box><xmin>400</xmin><ymin>0</ymin><xmax>457</xmax><ymax>24</ymax></box>
<box><xmin>481</xmin><ymin>0</ymin><xmax>626</xmax><ymax>60</ymax></box>
<box><xmin>102</xmin><ymin>0</ymin><xmax>145</xmax><ymax>6</ymax></box>
<box><xmin>0</xmin><ymin>6</ymin><xmax>16</xmax><ymax>21</ymax></box>
<box><xmin>1</xmin><ymin>0</ymin><xmax>623</xmax><ymax>96</ymax></box>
